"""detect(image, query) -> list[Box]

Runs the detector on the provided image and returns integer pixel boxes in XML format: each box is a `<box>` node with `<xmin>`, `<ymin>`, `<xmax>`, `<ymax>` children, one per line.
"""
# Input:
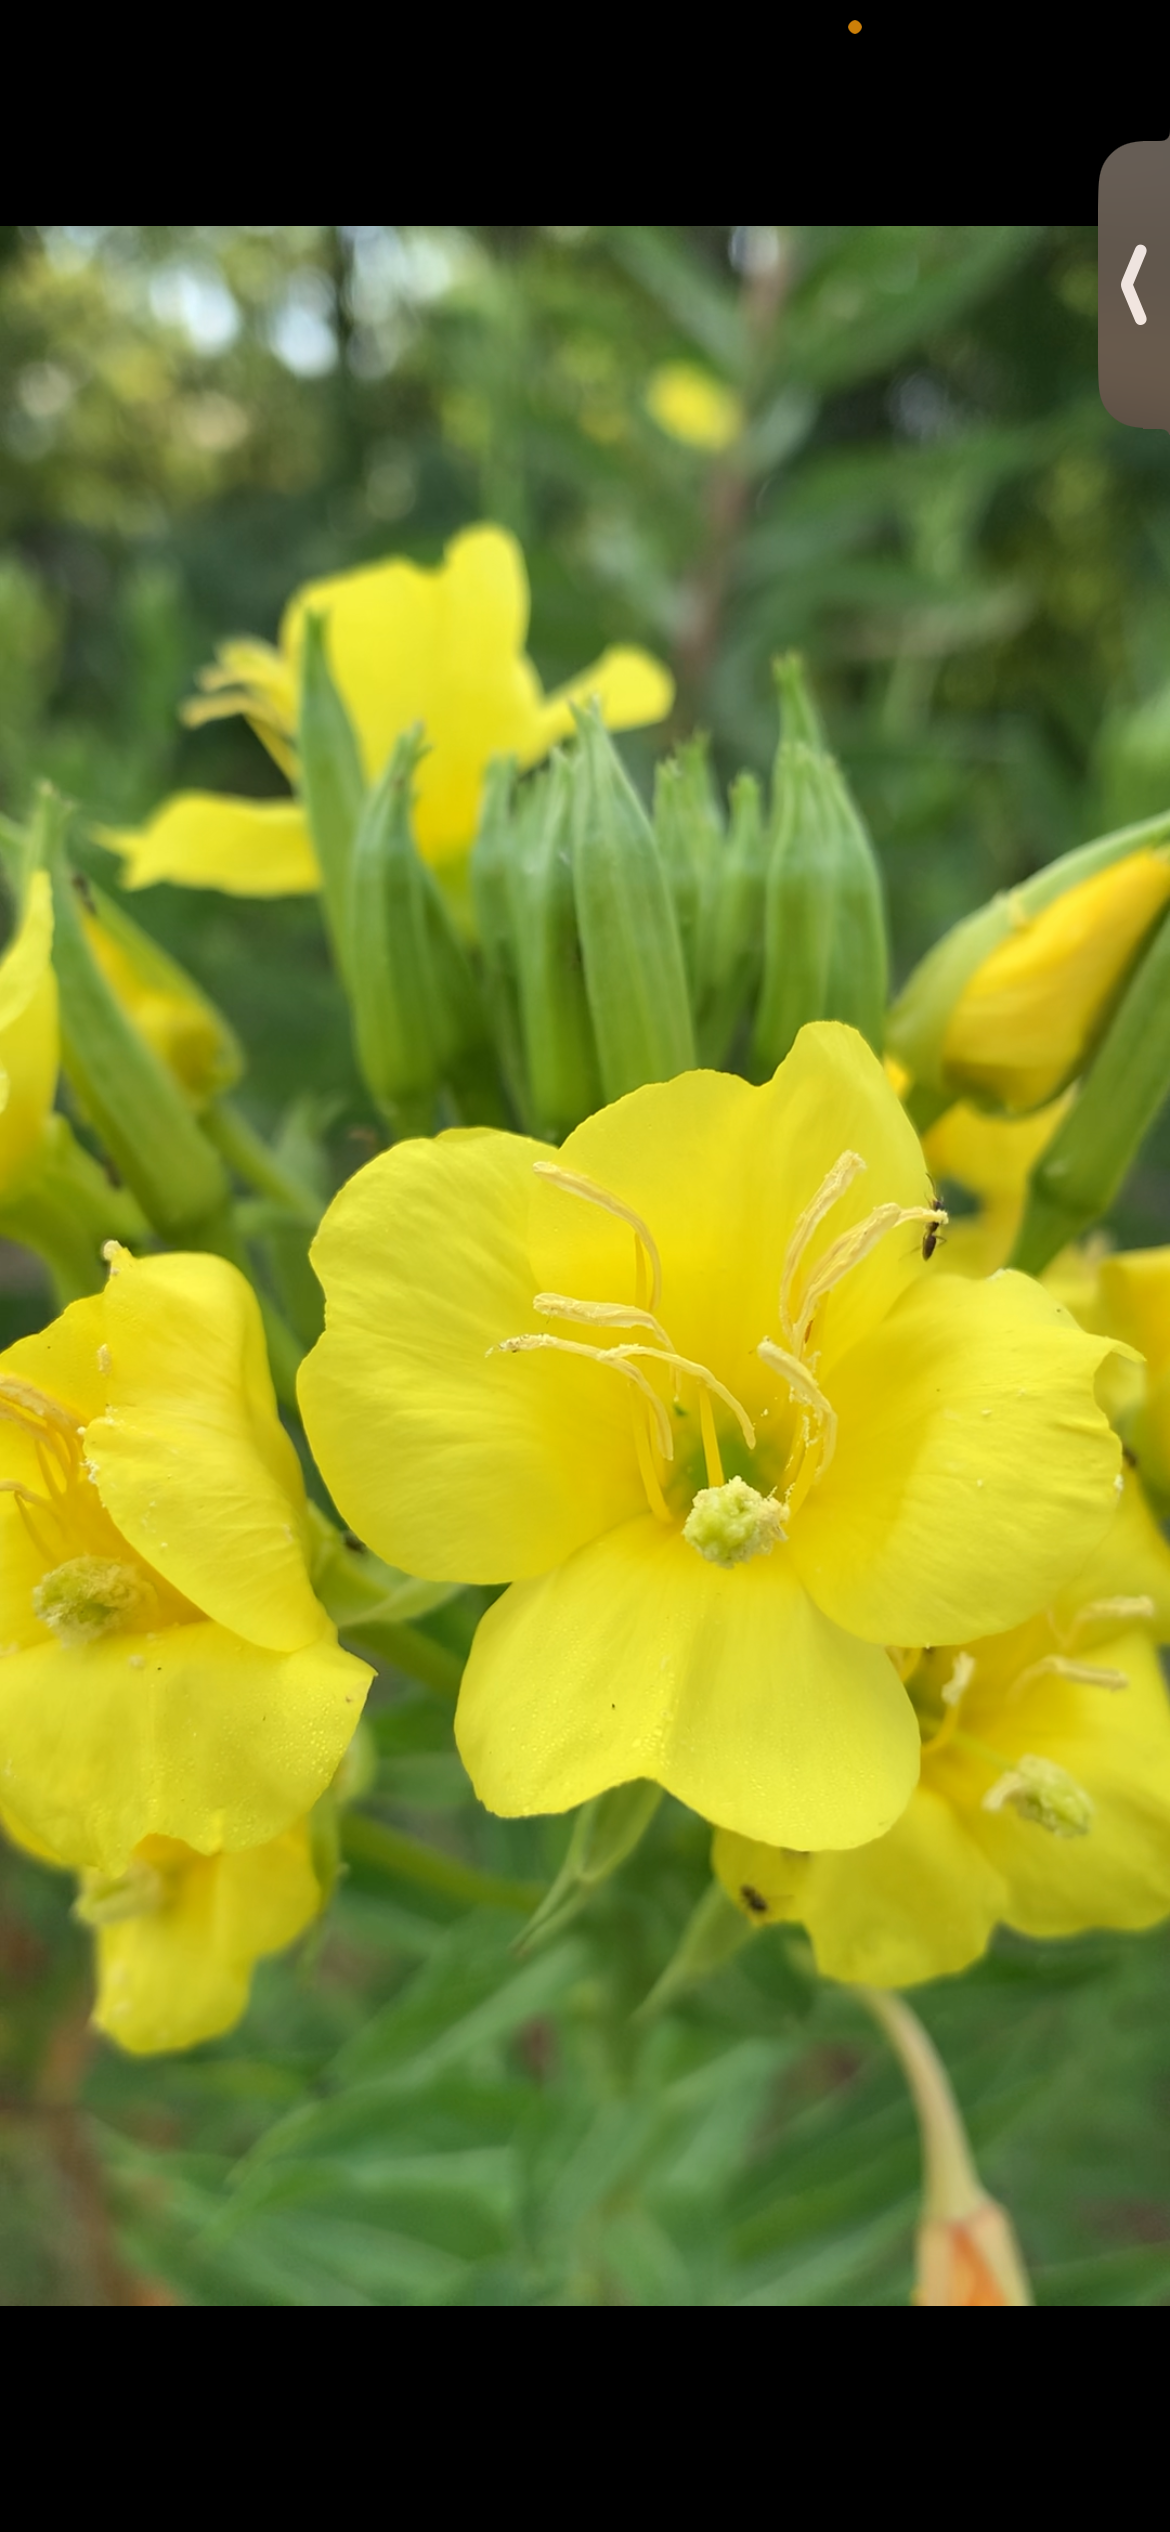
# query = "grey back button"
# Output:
<box><xmin>1100</xmin><ymin>138</ymin><xmax>1170</xmax><ymax>429</ymax></box>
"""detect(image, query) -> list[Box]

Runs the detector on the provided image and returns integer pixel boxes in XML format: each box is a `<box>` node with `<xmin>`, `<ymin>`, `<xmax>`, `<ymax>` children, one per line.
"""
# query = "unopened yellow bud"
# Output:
<box><xmin>684</xmin><ymin>1476</ymin><xmax>786</xmax><ymax>1566</ymax></box>
<box><xmin>942</xmin><ymin>849</ymin><xmax>1170</xmax><ymax>1111</ymax></box>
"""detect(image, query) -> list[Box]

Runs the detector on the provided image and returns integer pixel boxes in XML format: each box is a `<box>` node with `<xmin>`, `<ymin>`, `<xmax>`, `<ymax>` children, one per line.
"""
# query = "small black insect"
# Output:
<box><xmin>740</xmin><ymin>1884</ymin><xmax>770</xmax><ymax>1917</ymax></box>
<box><xmin>921</xmin><ymin>1220</ymin><xmax>940</xmax><ymax>1260</ymax></box>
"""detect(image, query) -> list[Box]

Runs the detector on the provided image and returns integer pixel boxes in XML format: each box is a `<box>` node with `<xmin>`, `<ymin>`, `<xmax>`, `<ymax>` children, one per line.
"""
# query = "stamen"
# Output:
<box><xmin>533</xmin><ymin>1162</ymin><xmax>663</xmax><ymax>1313</ymax></box>
<box><xmin>495</xmin><ymin>1333</ymin><xmax>674</xmax><ymax>1460</ymax></box>
<box><xmin>1064</xmin><ymin>1595</ymin><xmax>1155</xmax><ymax>1643</ymax></box>
<box><xmin>942</xmin><ymin>1651</ymin><xmax>975</xmax><ymax>1707</ymax></box>
<box><xmin>758</xmin><ymin>1339</ymin><xmax>838</xmax><ymax>1475</ymax></box>
<box><xmin>616</xmin><ymin>1345</ymin><xmax>755</xmax><ymax>1452</ymax></box>
<box><xmin>1011</xmin><ymin>1653</ymin><xmax>1128</xmax><ymax>1696</ymax></box>
<box><xmin>795</xmin><ymin>1202</ymin><xmax>947</xmax><ymax>1344</ymax></box>
<box><xmin>533</xmin><ymin>1293</ymin><xmax>675</xmax><ymax>1352</ymax></box>
<box><xmin>779</xmin><ymin>1151</ymin><xmax>866</xmax><ymax>1343</ymax></box>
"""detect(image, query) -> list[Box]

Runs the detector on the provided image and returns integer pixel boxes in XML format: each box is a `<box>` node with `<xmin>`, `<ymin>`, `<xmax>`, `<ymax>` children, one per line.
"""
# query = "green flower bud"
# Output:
<box><xmin>518</xmin><ymin>1778</ymin><xmax>663</xmax><ymax>1952</ymax></box>
<box><xmin>1011</xmin><ymin>892</ymin><xmax>1170</xmax><ymax>1273</ymax></box>
<box><xmin>297</xmin><ymin>610</ymin><xmax>365</xmax><ymax>978</ymax></box>
<box><xmin>752</xmin><ymin>666</ymin><xmax>888</xmax><ymax>1078</ymax></box>
<box><xmin>701</xmin><ymin>770</ymin><xmax>768</xmax><ymax>1064</ymax></box>
<box><xmin>654</xmin><ymin>734</ymin><xmax>724</xmax><ymax>1020</ymax></box>
<box><xmin>347</xmin><ymin>729</ymin><xmax>484</xmax><ymax>1133</ymax></box>
<box><xmin>470</xmin><ymin>756</ymin><xmax>528</xmax><ymax>1123</ymax></box>
<box><xmin>510</xmin><ymin>754</ymin><xmax>602</xmax><ymax>1141</ymax></box>
<box><xmin>570</xmin><ymin>705</ymin><xmax>695</xmax><ymax>1101</ymax></box>
<box><xmin>45</xmin><ymin>801</ymin><xmax>230</xmax><ymax>1240</ymax></box>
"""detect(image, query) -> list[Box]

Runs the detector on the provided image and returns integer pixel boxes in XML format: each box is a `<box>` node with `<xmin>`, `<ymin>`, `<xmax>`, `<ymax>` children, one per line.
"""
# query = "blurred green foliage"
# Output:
<box><xmin>2</xmin><ymin>224</ymin><xmax>1170</xmax><ymax>2304</ymax></box>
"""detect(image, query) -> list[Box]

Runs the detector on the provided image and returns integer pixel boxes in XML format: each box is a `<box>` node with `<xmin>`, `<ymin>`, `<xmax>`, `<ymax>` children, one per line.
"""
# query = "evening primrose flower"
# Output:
<box><xmin>713</xmin><ymin>1468</ymin><xmax>1170</xmax><ymax>1981</ymax></box>
<box><xmin>300</xmin><ymin>1022</ymin><xmax>1122</xmax><ymax>1852</ymax></box>
<box><xmin>0</xmin><ymin>1247</ymin><xmax>370</xmax><ymax>1873</ymax></box>
<box><xmin>645</xmin><ymin>363</ymin><xmax>744</xmax><ymax>452</ymax></box>
<box><xmin>102</xmin><ymin>525</ymin><xmax>673</xmax><ymax>894</ymax></box>
<box><xmin>939</xmin><ymin>849</ymin><xmax>1170</xmax><ymax>1113</ymax></box>
<box><xmin>77</xmin><ymin>1823</ymin><xmax>320</xmax><ymax>2055</ymax></box>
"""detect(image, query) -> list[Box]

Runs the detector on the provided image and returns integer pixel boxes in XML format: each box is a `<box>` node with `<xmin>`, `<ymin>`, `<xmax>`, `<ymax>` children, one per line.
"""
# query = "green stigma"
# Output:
<box><xmin>683</xmin><ymin>1476</ymin><xmax>786</xmax><ymax>1567</ymax></box>
<box><xmin>73</xmin><ymin>1858</ymin><xmax>165</xmax><ymax>1927</ymax></box>
<box><xmin>983</xmin><ymin>1753</ymin><xmax>1094</xmax><ymax>1839</ymax></box>
<box><xmin>33</xmin><ymin>1555</ymin><xmax>152</xmax><ymax>1648</ymax></box>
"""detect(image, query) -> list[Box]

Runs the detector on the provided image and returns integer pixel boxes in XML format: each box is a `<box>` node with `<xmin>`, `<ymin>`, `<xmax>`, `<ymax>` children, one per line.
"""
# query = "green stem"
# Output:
<box><xmin>205</xmin><ymin>1100</ymin><xmax>321</xmax><ymax>1221</ymax></box>
<box><xmin>340</xmin><ymin>1811</ymin><xmax>542</xmax><ymax>1912</ymax></box>
<box><xmin>341</xmin><ymin>1615</ymin><xmax>464</xmax><ymax>1699</ymax></box>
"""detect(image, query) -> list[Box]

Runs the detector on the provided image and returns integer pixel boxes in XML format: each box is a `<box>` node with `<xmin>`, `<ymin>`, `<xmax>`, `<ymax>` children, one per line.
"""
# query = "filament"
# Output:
<box><xmin>533</xmin><ymin>1162</ymin><xmax>663</xmax><ymax>1313</ymax></box>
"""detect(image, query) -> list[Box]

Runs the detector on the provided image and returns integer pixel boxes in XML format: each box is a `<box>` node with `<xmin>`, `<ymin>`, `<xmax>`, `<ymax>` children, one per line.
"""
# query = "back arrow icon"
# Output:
<box><xmin>1123</xmin><ymin>244</ymin><xmax>1148</xmax><ymax>325</ymax></box>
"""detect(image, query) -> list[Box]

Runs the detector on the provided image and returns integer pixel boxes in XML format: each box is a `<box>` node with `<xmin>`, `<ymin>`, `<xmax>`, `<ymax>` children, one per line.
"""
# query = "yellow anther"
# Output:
<box><xmin>758</xmin><ymin>1338</ymin><xmax>838</xmax><ymax>1476</ymax></box>
<box><xmin>495</xmin><ymin>1332</ymin><xmax>674</xmax><ymax>1460</ymax></box>
<box><xmin>1063</xmin><ymin>1595</ymin><xmax>1155</xmax><ymax>1643</ymax></box>
<box><xmin>795</xmin><ymin>1201</ymin><xmax>947</xmax><ymax>1341</ymax></box>
<box><xmin>779</xmin><ymin>1150</ymin><xmax>866</xmax><ymax>1343</ymax></box>
<box><xmin>942</xmin><ymin>1651</ymin><xmax>975</xmax><ymax>1707</ymax></box>
<box><xmin>533</xmin><ymin>1161</ymin><xmax>664</xmax><ymax>1313</ymax></box>
<box><xmin>1011</xmin><ymin>1652</ymin><xmax>1128</xmax><ymax>1696</ymax></box>
<box><xmin>533</xmin><ymin>1292</ymin><xmax>675</xmax><ymax>1352</ymax></box>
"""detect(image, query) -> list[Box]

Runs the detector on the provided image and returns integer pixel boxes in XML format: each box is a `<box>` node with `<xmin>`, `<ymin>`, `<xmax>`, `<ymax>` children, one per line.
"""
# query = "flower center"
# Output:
<box><xmin>495</xmin><ymin>1152</ymin><xmax>945</xmax><ymax>1557</ymax></box>
<box><xmin>33</xmin><ymin>1556</ymin><xmax>154</xmax><ymax>1647</ymax></box>
<box><xmin>982</xmin><ymin>1756</ymin><xmax>1093</xmax><ymax>1838</ymax></box>
<box><xmin>683</xmin><ymin>1478</ymin><xmax>787</xmax><ymax>1567</ymax></box>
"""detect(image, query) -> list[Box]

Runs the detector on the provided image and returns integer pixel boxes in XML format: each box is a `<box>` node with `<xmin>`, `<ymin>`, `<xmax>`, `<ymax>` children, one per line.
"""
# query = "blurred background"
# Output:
<box><xmin>2</xmin><ymin>225</ymin><xmax>1169</xmax><ymax>2306</ymax></box>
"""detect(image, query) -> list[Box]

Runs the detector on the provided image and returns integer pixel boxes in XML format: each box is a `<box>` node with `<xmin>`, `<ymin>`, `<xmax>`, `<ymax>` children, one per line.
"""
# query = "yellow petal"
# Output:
<box><xmin>794</xmin><ymin>1270</ymin><xmax>1122</xmax><ymax>1644</ymax></box>
<box><xmin>282</xmin><ymin>524</ymin><xmax>671</xmax><ymax>868</ymax></box>
<box><xmin>92</xmin><ymin>1825</ymin><xmax>319</xmax><ymax>2055</ymax></box>
<box><xmin>714</xmin><ymin>1789</ymin><xmax>1006</xmax><ymax>1986</ymax></box>
<box><xmin>923</xmin><ymin>1093</ymin><xmax>1072</xmax><ymax>1281</ymax></box>
<box><xmin>82</xmin><ymin>910</ymin><xmax>240</xmax><ymax>1107</ymax></box>
<box><xmin>0</xmin><ymin>872</ymin><xmax>58</xmax><ymax>1196</ymax></box>
<box><xmin>98</xmin><ymin>795</ymin><xmax>319</xmax><ymax>896</ymax></box>
<box><xmin>85</xmin><ymin>1251</ymin><xmax>324</xmax><ymax>1652</ymax></box>
<box><xmin>300</xmin><ymin>1128</ymin><xmax>644</xmax><ymax>1583</ymax></box>
<box><xmin>455</xmin><ymin>1515</ymin><xmax>920</xmax><ymax>1848</ymax></box>
<box><xmin>533</xmin><ymin>647</ymin><xmax>676</xmax><ymax>756</ymax></box>
<box><xmin>955</xmin><ymin>1624</ymin><xmax>1170</xmax><ymax>1937</ymax></box>
<box><xmin>0</xmin><ymin>1620</ymin><xmax>367</xmax><ymax>1873</ymax></box>
<box><xmin>941</xmin><ymin>849</ymin><xmax>1170</xmax><ymax>1110</ymax></box>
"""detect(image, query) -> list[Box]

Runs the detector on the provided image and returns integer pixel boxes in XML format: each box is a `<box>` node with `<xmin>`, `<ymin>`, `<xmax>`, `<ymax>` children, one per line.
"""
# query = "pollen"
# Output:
<box><xmin>684</xmin><ymin>1477</ymin><xmax>787</xmax><ymax>1567</ymax></box>
<box><xmin>33</xmin><ymin>1556</ymin><xmax>154</xmax><ymax>1648</ymax></box>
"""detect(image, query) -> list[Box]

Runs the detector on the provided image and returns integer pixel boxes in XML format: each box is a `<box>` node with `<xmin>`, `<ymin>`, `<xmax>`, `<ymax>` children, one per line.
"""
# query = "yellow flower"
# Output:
<box><xmin>713</xmin><ymin>1467</ymin><xmax>1170</xmax><ymax>1982</ymax></box>
<box><xmin>921</xmin><ymin>1092</ymin><xmax>1071</xmax><ymax>1279</ymax></box>
<box><xmin>299</xmin><ymin>1023</ymin><xmax>1121</xmax><ymax>1853</ymax></box>
<box><xmin>78</xmin><ymin>1824</ymin><xmax>320</xmax><ymax>2055</ymax></box>
<box><xmin>102</xmin><ymin>525</ymin><xmax>674</xmax><ymax>893</ymax></box>
<box><xmin>940</xmin><ymin>849</ymin><xmax>1170</xmax><ymax>1112</ymax></box>
<box><xmin>0</xmin><ymin>1247</ymin><xmax>370</xmax><ymax>1872</ymax></box>
<box><xmin>645</xmin><ymin>363</ymin><xmax>744</xmax><ymax>452</ymax></box>
<box><xmin>0</xmin><ymin>871</ymin><xmax>58</xmax><ymax>1198</ymax></box>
